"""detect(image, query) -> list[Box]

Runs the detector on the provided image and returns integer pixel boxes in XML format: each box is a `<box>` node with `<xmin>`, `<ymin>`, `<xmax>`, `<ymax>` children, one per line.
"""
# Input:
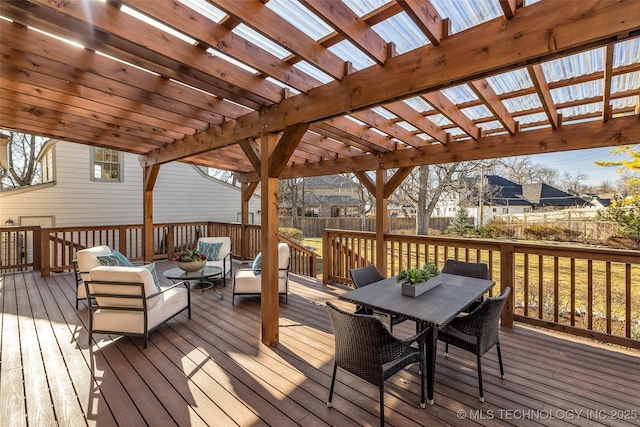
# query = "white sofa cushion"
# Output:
<box><xmin>89</xmin><ymin>266</ymin><xmax>161</xmax><ymax>309</ymax></box>
<box><xmin>75</xmin><ymin>245</ymin><xmax>112</xmax><ymax>300</ymax></box>
<box><xmin>76</xmin><ymin>245</ymin><xmax>112</xmax><ymax>282</ymax></box>
<box><xmin>91</xmin><ymin>286</ymin><xmax>188</xmax><ymax>334</ymax></box>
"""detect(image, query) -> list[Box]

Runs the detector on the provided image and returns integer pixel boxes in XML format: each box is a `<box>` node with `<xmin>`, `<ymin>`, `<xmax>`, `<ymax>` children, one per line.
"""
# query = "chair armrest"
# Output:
<box><xmin>404</xmin><ymin>326</ymin><xmax>430</xmax><ymax>348</ymax></box>
<box><xmin>146</xmin><ymin>280</ymin><xmax>189</xmax><ymax>299</ymax></box>
<box><xmin>132</xmin><ymin>261</ymin><xmax>152</xmax><ymax>267</ymax></box>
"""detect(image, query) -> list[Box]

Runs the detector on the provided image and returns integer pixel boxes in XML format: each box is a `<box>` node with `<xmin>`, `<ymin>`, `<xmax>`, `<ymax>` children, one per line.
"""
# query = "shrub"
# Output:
<box><xmin>524</xmin><ymin>224</ymin><xmax>582</xmax><ymax>242</ymax></box>
<box><xmin>279</xmin><ymin>227</ymin><xmax>303</xmax><ymax>242</ymax></box>
<box><xmin>597</xmin><ymin>195</ymin><xmax>640</xmax><ymax>238</ymax></box>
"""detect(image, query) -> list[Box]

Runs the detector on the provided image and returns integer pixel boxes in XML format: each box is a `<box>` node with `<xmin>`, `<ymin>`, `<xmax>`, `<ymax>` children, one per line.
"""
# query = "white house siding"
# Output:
<box><xmin>0</xmin><ymin>141</ymin><xmax>260</xmax><ymax>227</ymax></box>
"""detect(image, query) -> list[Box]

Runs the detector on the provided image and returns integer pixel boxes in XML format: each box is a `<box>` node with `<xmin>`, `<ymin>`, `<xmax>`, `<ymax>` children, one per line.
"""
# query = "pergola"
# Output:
<box><xmin>1</xmin><ymin>0</ymin><xmax>639</xmax><ymax>345</ymax></box>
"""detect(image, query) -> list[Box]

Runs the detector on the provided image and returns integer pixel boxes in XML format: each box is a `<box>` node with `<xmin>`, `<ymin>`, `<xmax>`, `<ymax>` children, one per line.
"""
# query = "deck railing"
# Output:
<box><xmin>0</xmin><ymin>222</ymin><xmax>316</xmax><ymax>278</ymax></box>
<box><xmin>322</xmin><ymin>229</ymin><xmax>640</xmax><ymax>349</ymax></box>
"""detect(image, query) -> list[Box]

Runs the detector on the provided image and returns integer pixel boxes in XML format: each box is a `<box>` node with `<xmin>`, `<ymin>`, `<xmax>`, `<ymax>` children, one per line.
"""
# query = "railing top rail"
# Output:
<box><xmin>512</xmin><ymin>243</ymin><xmax>640</xmax><ymax>262</ymax></box>
<box><xmin>323</xmin><ymin>229</ymin><xmax>640</xmax><ymax>262</ymax></box>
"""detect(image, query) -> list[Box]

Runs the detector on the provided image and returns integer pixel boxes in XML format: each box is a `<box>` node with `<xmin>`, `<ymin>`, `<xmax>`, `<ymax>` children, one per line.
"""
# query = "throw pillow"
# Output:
<box><xmin>97</xmin><ymin>250</ymin><xmax>134</xmax><ymax>267</ymax></box>
<box><xmin>142</xmin><ymin>263</ymin><xmax>161</xmax><ymax>293</ymax></box>
<box><xmin>252</xmin><ymin>252</ymin><xmax>262</xmax><ymax>275</ymax></box>
<box><xmin>198</xmin><ymin>241</ymin><xmax>222</xmax><ymax>261</ymax></box>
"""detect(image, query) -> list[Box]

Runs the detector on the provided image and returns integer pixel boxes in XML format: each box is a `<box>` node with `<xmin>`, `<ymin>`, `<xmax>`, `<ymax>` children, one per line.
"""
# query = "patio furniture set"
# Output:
<box><xmin>74</xmin><ymin>239</ymin><xmax>505</xmax><ymax>425</ymax></box>
<box><xmin>329</xmin><ymin>262</ymin><xmax>510</xmax><ymax>426</ymax></box>
<box><xmin>73</xmin><ymin>238</ymin><xmax>290</xmax><ymax>348</ymax></box>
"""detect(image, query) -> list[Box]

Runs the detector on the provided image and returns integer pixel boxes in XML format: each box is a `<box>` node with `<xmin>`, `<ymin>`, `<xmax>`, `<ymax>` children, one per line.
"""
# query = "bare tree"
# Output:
<box><xmin>560</xmin><ymin>171</ymin><xmax>587</xmax><ymax>194</ymax></box>
<box><xmin>349</xmin><ymin>172</ymin><xmax>374</xmax><ymax>229</ymax></box>
<box><xmin>498</xmin><ymin>156</ymin><xmax>559</xmax><ymax>185</ymax></box>
<box><xmin>392</xmin><ymin>161</ymin><xmax>497</xmax><ymax>235</ymax></box>
<box><xmin>279</xmin><ymin>177</ymin><xmax>307</xmax><ymax>229</ymax></box>
<box><xmin>207</xmin><ymin>168</ymin><xmax>239</xmax><ymax>187</ymax></box>
<box><xmin>1</xmin><ymin>131</ymin><xmax>46</xmax><ymax>189</ymax></box>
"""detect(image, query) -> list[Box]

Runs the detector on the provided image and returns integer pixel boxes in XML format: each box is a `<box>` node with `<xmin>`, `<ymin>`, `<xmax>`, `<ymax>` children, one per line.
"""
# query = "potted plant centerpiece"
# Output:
<box><xmin>397</xmin><ymin>262</ymin><xmax>441</xmax><ymax>297</ymax></box>
<box><xmin>175</xmin><ymin>248</ymin><xmax>207</xmax><ymax>272</ymax></box>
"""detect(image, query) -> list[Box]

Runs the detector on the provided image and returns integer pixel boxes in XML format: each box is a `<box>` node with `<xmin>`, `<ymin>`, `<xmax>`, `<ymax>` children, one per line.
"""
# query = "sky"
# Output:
<box><xmin>521</xmin><ymin>146</ymin><xmax>626</xmax><ymax>187</ymax></box>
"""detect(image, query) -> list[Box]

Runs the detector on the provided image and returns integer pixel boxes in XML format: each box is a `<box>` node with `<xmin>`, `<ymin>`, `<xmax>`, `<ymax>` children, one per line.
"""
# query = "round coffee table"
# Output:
<box><xmin>164</xmin><ymin>265</ymin><xmax>224</xmax><ymax>299</ymax></box>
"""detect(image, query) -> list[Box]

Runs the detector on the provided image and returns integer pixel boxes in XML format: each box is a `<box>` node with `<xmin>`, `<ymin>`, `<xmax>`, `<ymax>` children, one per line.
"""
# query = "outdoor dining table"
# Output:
<box><xmin>338</xmin><ymin>272</ymin><xmax>495</xmax><ymax>404</ymax></box>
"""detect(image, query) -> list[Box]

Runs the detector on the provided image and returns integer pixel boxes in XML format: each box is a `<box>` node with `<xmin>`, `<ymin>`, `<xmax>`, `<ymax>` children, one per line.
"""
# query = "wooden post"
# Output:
<box><xmin>241</xmin><ymin>183</ymin><xmax>250</xmax><ymax>261</ymax></box>
<box><xmin>375</xmin><ymin>169</ymin><xmax>387</xmax><ymax>274</ymax></box>
<box><xmin>143</xmin><ymin>164</ymin><xmax>160</xmax><ymax>262</ymax></box>
<box><xmin>241</xmin><ymin>182</ymin><xmax>258</xmax><ymax>260</ymax></box>
<box><xmin>322</xmin><ymin>229</ymin><xmax>330</xmax><ymax>285</ymax></box>
<box><xmin>40</xmin><ymin>227</ymin><xmax>50</xmax><ymax>277</ymax></box>
<box><xmin>261</xmin><ymin>132</ymin><xmax>280</xmax><ymax>346</ymax></box>
<box><xmin>119</xmin><ymin>225</ymin><xmax>127</xmax><ymax>257</ymax></box>
<box><xmin>500</xmin><ymin>242</ymin><xmax>515</xmax><ymax>328</ymax></box>
<box><xmin>32</xmin><ymin>226</ymin><xmax>41</xmax><ymax>272</ymax></box>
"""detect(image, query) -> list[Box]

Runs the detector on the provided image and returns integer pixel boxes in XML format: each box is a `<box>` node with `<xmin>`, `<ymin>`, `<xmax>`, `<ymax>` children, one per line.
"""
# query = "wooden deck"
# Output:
<box><xmin>1</xmin><ymin>262</ymin><xmax>639</xmax><ymax>427</ymax></box>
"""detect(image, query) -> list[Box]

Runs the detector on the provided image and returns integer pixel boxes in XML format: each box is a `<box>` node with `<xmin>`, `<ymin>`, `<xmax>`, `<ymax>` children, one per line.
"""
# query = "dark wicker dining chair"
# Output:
<box><xmin>326</xmin><ymin>301</ymin><xmax>428</xmax><ymax>427</ymax></box>
<box><xmin>349</xmin><ymin>264</ymin><xmax>408</xmax><ymax>332</ymax></box>
<box><xmin>441</xmin><ymin>259</ymin><xmax>490</xmax><ymax>312</ymax></box>
<box><xmin>438</xmin><ymin>287</ymin><xmax>511</xmax><ymax>402</ymax></box>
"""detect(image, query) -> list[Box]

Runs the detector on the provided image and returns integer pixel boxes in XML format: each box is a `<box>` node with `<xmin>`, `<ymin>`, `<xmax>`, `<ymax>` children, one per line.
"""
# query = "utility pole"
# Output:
<box><xmin>478</xmin><ymin>166</ymin><xmax>485</xmax><ymax>226</ymax></box>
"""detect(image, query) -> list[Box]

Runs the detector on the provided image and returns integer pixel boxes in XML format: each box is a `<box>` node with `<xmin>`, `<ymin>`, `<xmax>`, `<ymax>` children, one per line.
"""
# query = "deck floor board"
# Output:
<box><xmin>1</xmin><ymin>263</ymin><xmax>639</xmax><ymax>426</ymax></box>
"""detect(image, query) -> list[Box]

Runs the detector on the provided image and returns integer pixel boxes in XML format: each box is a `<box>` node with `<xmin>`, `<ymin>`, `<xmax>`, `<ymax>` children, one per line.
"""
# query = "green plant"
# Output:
<box><xmin>445</xmin><ymin>208</ymin><xmax>473</xmax><ymax>236</ymax></box>
<box><xmin>598</xmin><ymin>195</ymin><xmax>640</xmax><ymax>237</ymax></box>
<box><xmin>174</xmin><ymin>248</ymin><xmax>206</xmax><ymax>262</ymax></box>
<box><xmin>396</xmin><ymin>262</ymin><xmax>440</xmax><ymax>285</ymax></box>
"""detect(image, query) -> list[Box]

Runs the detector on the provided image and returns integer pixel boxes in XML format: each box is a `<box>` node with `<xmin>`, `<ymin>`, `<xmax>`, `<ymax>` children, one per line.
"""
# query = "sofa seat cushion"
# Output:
<box><xmin>91</xmin><ymin>286</ymin><xmax>188</xmax><ymax>334</ymax></box>
<box><xmin>234</xmin><ymin>269</ymin><xmax>287</xmax><ymax>294</ymax></box>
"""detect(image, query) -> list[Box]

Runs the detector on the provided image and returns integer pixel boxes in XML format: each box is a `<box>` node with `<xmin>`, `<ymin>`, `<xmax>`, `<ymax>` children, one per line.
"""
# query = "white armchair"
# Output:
<box><xmin>197</xmin><ymin>237</ymin><xmax>233</xmax><ymax>285</ymax></box>
<box><xmin>86</xmin><ymin>266</ymin><xmax>191</xmax><ymax>348</ymax></box>
<box><xmin>74</xmin><ymin>245</ymin><xmax>148</xmax><ymax>308</ymax></box>
<box><xmin>232</xmin><ymin>243</ymin><xmax>290</xmax><ymax>305</ymax></box>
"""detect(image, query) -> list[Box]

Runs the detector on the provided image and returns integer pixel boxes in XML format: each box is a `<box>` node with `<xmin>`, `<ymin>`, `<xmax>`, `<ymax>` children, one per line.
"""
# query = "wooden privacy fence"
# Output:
<box><xmin>0</xmin><ymin>222</ymin><xmax>316</xmax><ymax>278</ymax></box>
<box><xmin>322</xmin><ymin>229</ymin><xmax>640</xmax><ymax>349</ymax></box>
<box><xmin>279</xmin><ymin>216</ymin><xmax>453</xmax><ymax>237</ymax></box>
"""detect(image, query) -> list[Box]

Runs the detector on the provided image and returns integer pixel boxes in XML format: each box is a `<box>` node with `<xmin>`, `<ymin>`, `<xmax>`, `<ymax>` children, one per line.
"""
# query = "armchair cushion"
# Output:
<box><xmin>75</xmin><ymin>245</ymin><xmax>112</xmax><ymax>303</ymax></box>
<box><xmin>76</xmin><ymin>245</ymin><xmax>112</xmax><ymax>282</ymax></box>
<box><xmin>97</xmin><ymin>250</ymin><xmax>134</xmax><ymax>267</ymax></box>
<box><xmin>88</xmin><ymin>266</ymin><xmax>161</xmax><ymax>309</ymax></box>
<box><xmin>198</xmin><ymin>241</ymin><xmax>222</xmax><ymax>261</ymax></box>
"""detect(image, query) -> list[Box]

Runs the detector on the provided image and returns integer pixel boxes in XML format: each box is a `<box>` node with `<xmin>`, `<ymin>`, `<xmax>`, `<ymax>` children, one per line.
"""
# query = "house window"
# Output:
<box><xmin>91</xmin><ymin>148</ymin><xmax>122</xmax><ymax>182</ymax></box>
<box><xmin>502</xmin><ymin>208</ymin><xmax>509</xmax><ymax>214</ymax></box>
<box><xmin>524</xmin><ymin>208</ymin><xmax>531</xmax><ymax>213</ymax></box>
<box><xmin>492</xmin><ymin>208</ymin><xmax>497</xmax><ymax>212</ymax></box>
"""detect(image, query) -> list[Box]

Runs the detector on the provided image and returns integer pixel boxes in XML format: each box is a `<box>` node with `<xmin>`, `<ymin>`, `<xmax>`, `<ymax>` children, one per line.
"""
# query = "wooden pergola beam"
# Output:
<box><xmin>528</xmin><ymin>64</ymin><xmax>561</xmax><ymax>129</ymax></box>
<box><xmin>143</xmin><ymin>0</ymin><xmax>639</xmax><ymax>167</ymax></box>
<box><xmin>213</xmin><ymin>0</ymin><xmax>346</xmax><ymax>80</ymax></box>
<box><xmin>270</xmin><ymin>115</ymin><xmax>640</xmax><ymax>180</ymax></box>
<box><xmin>397</xmin><ymin>0</ymin><xmax>444</xmax><ymax>47</ymax></box>
<box><xmin>301</xmin><ymin>0</ymin><xmax>388</xmax><ymax>66</ymax></box>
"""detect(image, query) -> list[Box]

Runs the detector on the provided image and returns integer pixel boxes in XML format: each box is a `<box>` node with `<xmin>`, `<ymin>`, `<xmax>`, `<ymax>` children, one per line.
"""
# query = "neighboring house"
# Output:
<box><xmin>0</xmin><ymin>140</ymin><xmax>261</xmax><ymax>227</ymax></box>
<box><xmin>298</xmin><ymin>175</ymin><xmax>362</xmax><ymax>217</ymax></box>
<box><xmin>439</xmin><ymin>175</ymin><xmax>590</xmax><ymax>226</ymax></box>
